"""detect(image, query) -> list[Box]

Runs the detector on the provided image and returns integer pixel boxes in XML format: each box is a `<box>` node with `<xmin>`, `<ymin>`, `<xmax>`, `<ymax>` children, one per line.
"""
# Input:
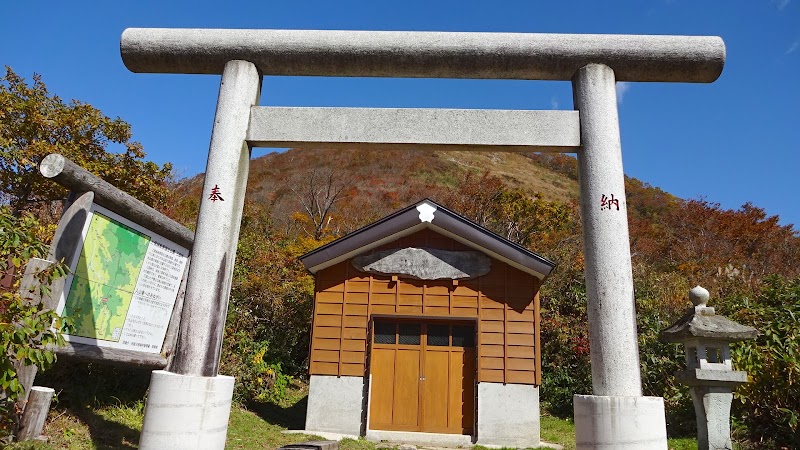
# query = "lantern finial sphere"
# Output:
<box><xmin>689</xmin><ymin>285</ymin><xmax>710</xmax><ymax>307</ymax></box>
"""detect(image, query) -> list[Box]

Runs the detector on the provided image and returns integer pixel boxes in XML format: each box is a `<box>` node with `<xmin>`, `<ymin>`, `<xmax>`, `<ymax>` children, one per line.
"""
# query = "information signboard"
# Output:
<box><xmin>55</xmin><ymin>204</ymin><xmax>189</xmax><ymax>354</ymax></box>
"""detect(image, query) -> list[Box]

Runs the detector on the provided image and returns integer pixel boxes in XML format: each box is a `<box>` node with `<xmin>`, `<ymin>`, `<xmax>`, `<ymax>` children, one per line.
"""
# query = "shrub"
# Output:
<box><xmin>725</xmin><ymin>276</ymin><xmax>800</xmax><ymax>448</ymax></box>
<box><xmin>0</xmin><ymin>208</ymin><xmax>69</xmax><ymax>442</ymax></box>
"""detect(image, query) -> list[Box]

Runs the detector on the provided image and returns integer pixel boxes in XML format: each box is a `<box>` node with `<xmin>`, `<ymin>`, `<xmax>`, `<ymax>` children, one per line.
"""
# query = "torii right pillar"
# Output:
<box><xmin>571</xmin><ymin>63</ymin><xmax>669</xmax><ymax>449</ymax></box>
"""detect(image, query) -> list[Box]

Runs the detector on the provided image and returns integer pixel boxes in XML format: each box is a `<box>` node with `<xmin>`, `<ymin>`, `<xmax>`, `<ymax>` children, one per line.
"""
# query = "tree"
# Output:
<box><xmin>291</xmin><ymin>168</ymin><xmax>349</xmax><ymax>240</ymax></box>
<box><xmin>0</xmin><ymin>208</ymin><xmax>69</xmax><ymax>442</ymax></box>
<box><xmin>0</xmin><ymin>67</ymin><xmax>172</xmax><ymax>216</ymax></box>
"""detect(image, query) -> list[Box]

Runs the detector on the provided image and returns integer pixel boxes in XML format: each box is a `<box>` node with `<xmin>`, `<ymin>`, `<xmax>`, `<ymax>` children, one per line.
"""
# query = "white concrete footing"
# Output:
<box><xmin>573</xmin><ymin>395</ymin><xmax>667</xmax><ymax>450</ymax></box>
<box><xmin>476</xmin><ymin>382</ymin><xmax>540</xmax><ymax>448</ymax></box>
<box><xmin>689</xmin><ymin>386</ymin><xmax>735</xmax><ymax>450</ymax></box>
<box><xmin>365</xmin><ymin>430</ymin><xmax>473</xmax><ymax>447</ymax></box>
<box><xmin>305</xmin><ymin>375</ymin><xmax>364</xmax><ymax>436</ymax></box>
<box><xmin>139</xmin><ymin>370</ymin><xmax>235</xmax><ymax>450</ymax></box>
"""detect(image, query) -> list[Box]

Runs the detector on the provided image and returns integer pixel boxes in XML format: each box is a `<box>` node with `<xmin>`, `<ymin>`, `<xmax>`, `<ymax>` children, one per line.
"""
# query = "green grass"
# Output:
<box><xmin>226</xmin><ymin>407</ymin><xmax>315</xmax><ymax>449</ymax></box>
<box><xmin>540</xmin><ymin>414</ymin><xmax>576</xmax><ymax>449</ymax></box>
<box><xmin>6</xmin><ymin>366</ymin><xmax>699</xmax><ymax>450</ymax></box>
<box><xmin>537</xmin><ymin>414</ymin><xmax>698</xmax><ymax>450</ymax></box>
<box><xmin>8</xmin><ymin>405</ymin><xmax>702</xmax><ymax>450</ymax></box>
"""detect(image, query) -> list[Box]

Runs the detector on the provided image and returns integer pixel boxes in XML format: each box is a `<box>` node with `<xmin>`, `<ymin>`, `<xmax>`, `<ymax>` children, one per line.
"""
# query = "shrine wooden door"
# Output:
<box><xmin>369</xmin><ymin>320</ymin><xmax>475</xmax><ymax>435</ymax></box>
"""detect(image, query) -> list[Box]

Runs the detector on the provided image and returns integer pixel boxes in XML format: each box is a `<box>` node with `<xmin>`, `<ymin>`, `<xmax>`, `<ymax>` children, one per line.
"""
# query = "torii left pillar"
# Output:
<box><xmin>139</xmin><ymin>60</ymin><xmax>261</xmax><ymax>449</ymax></box>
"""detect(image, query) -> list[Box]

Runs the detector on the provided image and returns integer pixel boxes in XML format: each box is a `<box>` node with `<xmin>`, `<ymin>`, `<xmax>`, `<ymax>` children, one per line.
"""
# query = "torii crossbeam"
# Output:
<box><xmin>120</xmin><ymin>28</ymin><xmax>725</xmax><ymax>450</ymax></box>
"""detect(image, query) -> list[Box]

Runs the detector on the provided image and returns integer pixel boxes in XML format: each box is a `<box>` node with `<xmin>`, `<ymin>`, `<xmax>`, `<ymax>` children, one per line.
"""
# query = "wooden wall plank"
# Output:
<box><xmin>317</xmin><ymin>291</ymin><xmax>344</xmax><ymax>303</ymax></box>
<box><xmin>316</xmin><ymin>315</ymin><xmax>342</xmax><ymax>327</ymax></box>
<box><xmin>310</xmin><ymin>361</ymin><xmax>338</xmax><ymax>374</ymax></box>
<box><xmin>506</xmin><ymin>358</ymin><xmax>536</xmax><ymax>371</ymax></box>
<box><xmin>397</xmin><ymin>305</ymin><xmax>423</xmax><ymax>314</ymax></box>
<box><xmin>424</xmin><ymin>306</ymin><xmax>449</xmax><ymax>316</ymax></box>
<box><xmin>318</xmin><ymin>279</ymin><xmax>345</xmax><ymax>292</ymax></box>
<box><xmin>342</xmin><ymin>339</ymin><xmax>367</xmax><ymax>352</ymax></box>
<box><xmin>309</xmin><ymin>229</ymin><xmax>543</xmax><ymax>386</ymax></box>
<box><xmin>317</xmin><ymin>303</ymin><xmax>343</xmax><ymax>315</ymax></box>
<box><xmin>372</xmin><ymin>304</ymin><xmax>396</xmax><ymax>315</ymax></box>
<box><xmin>534</xmin><ymin>290</ymin><xmax>542</xmax><ymax>385</ymax></box>
<box><xmin>314</xmin><ymin>350</ymin><xmax>340</xmax><ymax>362</ymax></box>
<box><xmin>452</xmin><ymin>307</ymin><xmax>478</xmax><ymax>317</ymax></box>
<box><xmin>344</xmin><ymin>316</ymin><xmax>368</xmax><ymax>328</ymax></box>
<box><xmin>314</xmin><ymin>326</ymin><xmax>341</xmax><ymax>339</ymax></box>
<box><xmin>341</xmin><ymin>363</ymin><xmax>365</xmax><ymax>376</ymax></box>
<box><xmin>506</xmin><ymin>370</ymin><xmax>536</xmax><ymax>384</ymax></box>
<box><xmin>345</xmin><ymin>304</ymin><xmax>368</xmax><ymax>316</ymax></box>
<box><xmin>426</xmin><ymin>295</ymin><xmax>449</xmax><ymax>307</ymax></box>
<box><xmin>506</xmin><ymin>310</ymin><xmax>535</xmax><ymax>322</ymax></box>
<box><xmin>347</xmin><ymin>281</ymin><xmax>370</xmax><ymax>292</ymax></box>
<box><xmin>341</xmin><ymin>351</ymin><xmax>365</xmax><ymax>363</ymax></box>
<box><xmin>507</xmin><ymin>345</ymin><xmax>536</xmax><ymax>359</ymax></box>
<box><xmin>506</xmin><ymin>334</ymin><xmax>535</xmax><ymax>346</ymax></box>
<box><xmin>507</xmin><ymin>321</ymin><xmax>535</xmax><ymax>334</ymax></box>
<box><xmin>342</xmin><ymin>328</ymin><xmax>366</xmax><ymax>340</ymax></box>
<box><xmin>482</xmin><ymin>357</ymin><xmax>504</xmax><ymax>370</ymax></box>
<box><xmin>481</xmin><ymin>344</ymin><xmax>504</xmax><ymax>358</ymax></box>
<box><xmin>482</xmin><ymin>309</ymin><xmax>504</xmax><ymax>321</ymax></box>
<box><xmin>480</xmin><ymin>333</ymin><xmax>504</xmax><ymax>345</ymax></box>
<box><xmin>452</xmin><ymin>296</ymin><xmax>478</xmax><ymax>308</ymax></box>
<box><xmin>479</xmin><ymin>369</ymin><xmax>504</xmax><ymax>383</ymax></box>
<box><xmin>371</xmin><ymin>293</ymin><xmax>396</xmax><ymax>305</ymax></box>
<box><xmin>399</xmin><ymin>282</ymin><xmax>424</xmax><ymax>294</ymax></box>
<box><xmin>399</xmin><ymin>294</ymin><xmax>423</xmax><ymax>305</ymax></box>
<box><xmin>348</xmin><ymin>292</ymin><xmax>369</xmax><ymax>304</ymax></box>
<box><xmin>313</xmin><ymin>338</ymin><xmax>341</xmax><ymax>351</ymax></box>
<box><xmin>481</xmin><ymin>321</ymin><xmax>503</xmax><ymax>333</ymax></box>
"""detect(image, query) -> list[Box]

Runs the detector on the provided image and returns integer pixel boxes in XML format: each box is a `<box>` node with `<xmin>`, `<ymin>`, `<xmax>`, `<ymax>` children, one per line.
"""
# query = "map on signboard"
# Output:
<box><xmin>58</xmin><ymin>205</ymin><xmax>189</xmax><ymax>354</ymax></box>
<box><xmin>63</xmin><ymin>213</ymin><xmax>150</xmax><ymax>342</ymax></box>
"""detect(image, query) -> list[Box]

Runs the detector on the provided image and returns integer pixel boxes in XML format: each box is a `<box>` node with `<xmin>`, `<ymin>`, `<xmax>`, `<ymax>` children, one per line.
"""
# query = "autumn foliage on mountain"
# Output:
<box><xmin>162</xmin><ymin>147</ymin><xmax>799</xmax><ymax>446</ymax></box>
<box><xmin>3</xmin><ymin>68</ymin><xmax>798</xmax><ymax>447</ymax></box>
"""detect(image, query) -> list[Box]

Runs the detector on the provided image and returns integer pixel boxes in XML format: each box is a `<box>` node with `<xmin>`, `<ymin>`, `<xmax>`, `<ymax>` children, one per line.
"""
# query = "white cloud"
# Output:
<box><xmin>550</xmin><ymin>96</ymin><xmax>559</xmax><ymax>109</ymax></box>
<box><xmin>616</xmin><ymin>82</ymin><xmax>632</xmax><ymax>104</ymax></box>
<box><xmin>773</xmin><ymin>0</ymin><xmax>790</xmax><ymax>10</ymax></box>
<box><xmin>786</xmin><ymin>40</ymin><xmax>800</xmax><ymax>55</ymax></box>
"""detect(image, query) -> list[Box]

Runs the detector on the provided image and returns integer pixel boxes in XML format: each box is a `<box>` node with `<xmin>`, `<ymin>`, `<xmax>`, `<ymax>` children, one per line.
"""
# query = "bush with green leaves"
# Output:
<box><xmin>724</xmin><ymin>276</ymin><xmax>800</xmax><ymax>448</ymax></box>
<box><xmin>0</xmin><ymin>207</ymin><xmax>69</xmax><ymax>442</ymax></box>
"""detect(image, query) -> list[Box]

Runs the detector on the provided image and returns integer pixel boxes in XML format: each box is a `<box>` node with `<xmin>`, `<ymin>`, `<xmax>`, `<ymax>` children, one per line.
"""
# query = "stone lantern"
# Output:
<box><xmin>659</xmin><ymin>286</ymin><xmax>758</xmax><ymax>450</ymax></box>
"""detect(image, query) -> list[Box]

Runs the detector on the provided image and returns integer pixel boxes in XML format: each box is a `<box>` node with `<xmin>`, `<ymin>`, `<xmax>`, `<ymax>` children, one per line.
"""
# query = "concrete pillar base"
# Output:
<box><xmin>574</xmin><ymin>394</ymin><xmax>667</xmax><ymax>450</ymax></box>
<box><xmin>690</xmin><ymin>386</ymin><xmax>734</xmax><ymax>450</ymax></box>
<box><xmin>476</xmin><ymin>382</ymin><xmax>540</xmax><ymax>448</ymax></box>
<box><xmin>139</xmin><ymin>370</ymin><xmax>234</xmax><ymax>450</ymax></box>
<box><xmin>305</xmin><ymin>375</ymin><xmax>364</xmax><ymax>436</ymax></box>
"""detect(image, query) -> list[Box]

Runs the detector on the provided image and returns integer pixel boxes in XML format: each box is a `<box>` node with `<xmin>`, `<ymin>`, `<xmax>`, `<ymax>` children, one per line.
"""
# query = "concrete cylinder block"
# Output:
<box><xmin>139</xmin><ymin>370</ymin><xmax>235</xmax><ymax>450</ymax></box>
<box><xmin>574</xmin><ymin>394</ymin><xmax>667</xmax><ymax>450</ymax></box>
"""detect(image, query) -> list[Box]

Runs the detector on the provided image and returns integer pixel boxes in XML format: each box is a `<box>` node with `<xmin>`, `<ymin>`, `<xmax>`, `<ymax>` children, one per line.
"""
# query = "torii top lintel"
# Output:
<box><xmin>120</xmin><ymin>28</ymin><xmax>725</xmax><ymax>83</ymax></box>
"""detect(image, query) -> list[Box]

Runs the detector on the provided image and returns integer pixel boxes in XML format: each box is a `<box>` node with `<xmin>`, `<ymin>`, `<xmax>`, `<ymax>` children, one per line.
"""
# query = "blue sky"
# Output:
<box><xmin>2</xmin><ymin>1</ymin><xmax>798</xmax><ymax>228</ymax></box>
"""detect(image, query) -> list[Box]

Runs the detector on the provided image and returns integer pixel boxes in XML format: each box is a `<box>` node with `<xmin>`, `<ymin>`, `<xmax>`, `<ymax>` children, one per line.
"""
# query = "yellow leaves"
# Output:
<box><xmin>1</xmin><ymin>67</ymin><xmax>172</xmax><ymax>212</ymax></box>
<box><xmin>251</xmin><ymin>347</ymin><xmax>266</xmax><ymax>364</ymax></box>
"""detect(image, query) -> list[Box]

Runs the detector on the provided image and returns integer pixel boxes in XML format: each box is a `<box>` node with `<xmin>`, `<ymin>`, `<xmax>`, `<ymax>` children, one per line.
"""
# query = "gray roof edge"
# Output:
<box><xmin>300</xmin><ymin>206</ymin><xmax>422</xmax><ymax>270</ymax></box>
<box><xmin>429</xmin><ymin>204</ymin><xmax>556</xmax><ymax>277</ymax></box>
<box><xmin>299</xmin><ymin>199</ymin><xmax>557</xmax><ymax>278</ymax></box>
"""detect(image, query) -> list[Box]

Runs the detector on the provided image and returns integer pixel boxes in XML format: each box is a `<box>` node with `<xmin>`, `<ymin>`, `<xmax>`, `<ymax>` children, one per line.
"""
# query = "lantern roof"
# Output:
<box><xmin>659</xmin><ymin>306</ymin><xmax>758</xmax><ymax>343</ymax></box>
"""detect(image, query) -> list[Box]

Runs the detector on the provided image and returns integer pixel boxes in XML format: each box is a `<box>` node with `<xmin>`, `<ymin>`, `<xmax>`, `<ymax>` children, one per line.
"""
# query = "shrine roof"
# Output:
<box><xmin>299</xmin><ymin>199</ymin><xmax>556</xmax><ymax>280</ymax></box>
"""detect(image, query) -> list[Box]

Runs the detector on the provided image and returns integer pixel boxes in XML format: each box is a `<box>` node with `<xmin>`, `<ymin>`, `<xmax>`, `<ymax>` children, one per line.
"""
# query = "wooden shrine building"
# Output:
<box><xmin>299</xmin><ymin>199</ymin><xmax>555</xmax><ymax>447</ymax></box>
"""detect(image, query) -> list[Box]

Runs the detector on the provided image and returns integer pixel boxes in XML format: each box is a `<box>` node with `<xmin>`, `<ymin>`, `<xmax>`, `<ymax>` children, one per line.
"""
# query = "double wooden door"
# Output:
<box><xmin>369</xmin><ymin>320</ymin><xmax>476</xmax><ymax>435</ymax></box>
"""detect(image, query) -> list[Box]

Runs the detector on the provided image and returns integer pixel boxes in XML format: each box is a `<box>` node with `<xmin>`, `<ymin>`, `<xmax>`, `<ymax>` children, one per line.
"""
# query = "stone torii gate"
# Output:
<box><xmin>120</xmin><ymin>29</ymin><xmax>725</xmax><ymax>449</ymax></box>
